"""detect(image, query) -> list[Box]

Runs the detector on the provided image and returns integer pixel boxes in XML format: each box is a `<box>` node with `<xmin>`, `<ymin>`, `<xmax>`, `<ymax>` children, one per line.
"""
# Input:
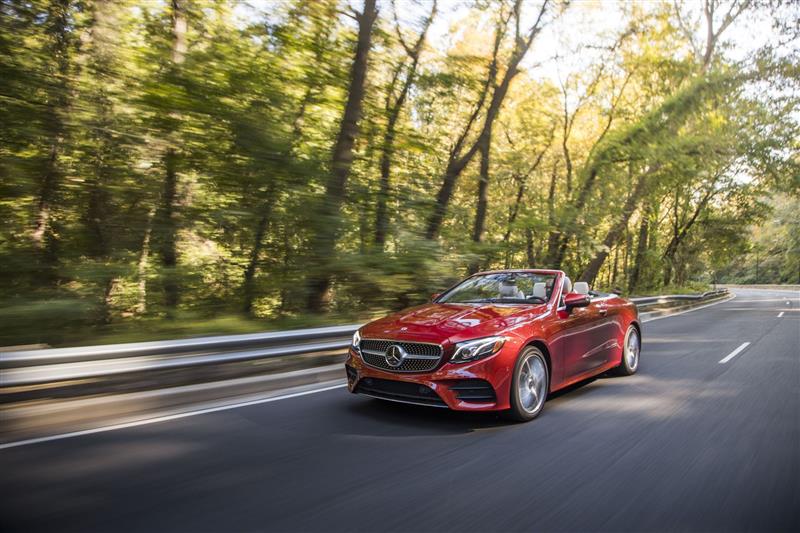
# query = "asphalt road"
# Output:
<box><xmin>2</xmin><ymin>289</ymin><xmax>798</xmax><ymax>532</ymax></box>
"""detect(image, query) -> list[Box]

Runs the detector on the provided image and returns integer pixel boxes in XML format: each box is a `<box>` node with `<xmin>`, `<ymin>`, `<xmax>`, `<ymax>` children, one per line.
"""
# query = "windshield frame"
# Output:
<box><xmin>434</xmin><ymin>271</ymin><xmax>560</xmax><ymax>306</ymax></box>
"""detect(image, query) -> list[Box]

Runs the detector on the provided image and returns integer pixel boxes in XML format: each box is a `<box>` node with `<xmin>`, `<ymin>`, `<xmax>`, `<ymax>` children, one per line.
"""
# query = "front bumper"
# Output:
<box><xmin>345</xmin><ymin>347</ymin><xmax>514</xmax><ymax>411</ymax></box>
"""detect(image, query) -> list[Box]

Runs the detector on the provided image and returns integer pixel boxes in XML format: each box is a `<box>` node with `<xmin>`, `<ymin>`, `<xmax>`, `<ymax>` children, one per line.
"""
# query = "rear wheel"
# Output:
<box><xmin>506</xmin><ymin>346</ymin><xmax>549</xmax><ymax>422</ymax></box>
<box><xmin>615</xmin><ymin>325</ymin><xmax>640</xmax><ymax>376</ymax></box>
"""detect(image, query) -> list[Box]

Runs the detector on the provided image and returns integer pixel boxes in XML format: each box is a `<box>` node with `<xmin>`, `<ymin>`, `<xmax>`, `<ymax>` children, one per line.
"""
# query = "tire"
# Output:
<box><xmin>615</xmin><ymin>325</ymin><xmax>640</xmax><ymax>376</ymax></box>
<box><xmin>506</xmin><ymin>346</ymin><xmax>550</xmax><ymax>422</ymax></box>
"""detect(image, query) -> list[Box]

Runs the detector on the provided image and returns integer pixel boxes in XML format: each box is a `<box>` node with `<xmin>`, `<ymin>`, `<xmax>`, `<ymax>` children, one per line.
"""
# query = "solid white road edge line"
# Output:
<box><xmin>642</xmin><ymin>293</ymin><xmax>736</xmax><ymax>323</ymax></box>
<box><xmin>777</xmin><ymin>311</ymin><xmax>784</xmax><ymax>317</ymax></box>
<box><xmin>0</xmin><ymin>382</ymin><xmax>347</xmax><ymax>451</ymax></box>
<box><xmin>719</xmin><ymin>342</ymin><xmax>751</xmax><ymax>364</ymax></box>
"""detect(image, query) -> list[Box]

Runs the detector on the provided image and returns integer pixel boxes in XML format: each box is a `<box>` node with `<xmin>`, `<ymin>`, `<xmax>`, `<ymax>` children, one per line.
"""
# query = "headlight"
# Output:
<box><xmin>351</xmin><ymin>330</ymin><xmax>361</xmax><ymax>350</ymax></box>
<box><xmin>450</xmin><ymin>336</ymin><xmax>505</xmax><ymax>364</ymax></box>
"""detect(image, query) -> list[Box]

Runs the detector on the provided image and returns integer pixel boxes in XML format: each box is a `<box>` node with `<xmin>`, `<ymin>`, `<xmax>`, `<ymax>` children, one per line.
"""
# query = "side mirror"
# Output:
<box><xmin>564</xmin><ymin>292</ymin><xmax>590</xmax><ymax>311</ymax></box>
<box><xmin>431</xmin><ymin>293</ymin><xmax>441</xmax><ymax>302</ymax></box>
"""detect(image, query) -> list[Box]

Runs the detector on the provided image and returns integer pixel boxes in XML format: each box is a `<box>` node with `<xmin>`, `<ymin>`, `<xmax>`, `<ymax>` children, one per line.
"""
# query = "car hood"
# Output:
<box><xmin>360</xmin><ymin>302</ymin><xmax>546</xmax><ymax>344</ymax></box>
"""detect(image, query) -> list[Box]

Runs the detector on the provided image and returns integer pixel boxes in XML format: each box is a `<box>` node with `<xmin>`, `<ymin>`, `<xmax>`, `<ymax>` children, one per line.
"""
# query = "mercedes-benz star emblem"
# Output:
<box><xmin>384</xmin><ymin>344</ymin><xmax>407</xmax><ymax>368</ymax></box>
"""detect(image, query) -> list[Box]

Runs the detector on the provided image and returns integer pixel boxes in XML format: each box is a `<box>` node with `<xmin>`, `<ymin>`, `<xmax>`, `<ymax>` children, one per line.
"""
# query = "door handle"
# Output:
<box><xmin>598</xmin><ymin>305</ymin><xmax>608</xmax><ymax>316</ymax></box>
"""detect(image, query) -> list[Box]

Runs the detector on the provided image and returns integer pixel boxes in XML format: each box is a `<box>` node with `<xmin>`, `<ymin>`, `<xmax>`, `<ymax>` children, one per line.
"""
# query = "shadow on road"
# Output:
<box><xmin>340</xmin><ymin>398</ymin><xmax>509</xmax><ymax>435</ymax></box>
<box><xmin>333</xmin><ymin>375</ymin><xmax>604</xmax><ymax>437</ymax></box>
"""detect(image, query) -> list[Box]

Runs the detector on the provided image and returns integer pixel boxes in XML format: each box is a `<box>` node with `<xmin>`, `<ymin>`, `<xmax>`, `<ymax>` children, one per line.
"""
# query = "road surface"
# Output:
<box><xmin>2</xmin><ymin>289</ymin><xmax>798</xmax><ymax>532</ymax></box>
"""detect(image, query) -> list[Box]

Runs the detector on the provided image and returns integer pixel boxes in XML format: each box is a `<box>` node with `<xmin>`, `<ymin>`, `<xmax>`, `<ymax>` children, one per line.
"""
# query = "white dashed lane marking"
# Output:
<box><xmin>719</xmin><ymin>342</ymin><xmax>751</xmax><ymax>364</ymax></box>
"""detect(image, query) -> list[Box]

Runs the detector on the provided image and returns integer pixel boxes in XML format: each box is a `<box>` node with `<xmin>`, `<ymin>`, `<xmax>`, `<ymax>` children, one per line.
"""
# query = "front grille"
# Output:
<box><xmin>358</xmin><ymin>339</ymin><xmax>443</xmax><ymax>373</ymax></box>
<box><xmin>354</xmin><ymin>377</ymin><xmax>447</xmax><ymax>407</ymax></box>
<box><xmin>360</xmin><ymin>339</ymin><xmax>441</xmax><ymax>357</ymax></box>
<box><xmin>448</xmin><ymin>379</ymin><xmax>497</xmax><ymax>403</ymax></box>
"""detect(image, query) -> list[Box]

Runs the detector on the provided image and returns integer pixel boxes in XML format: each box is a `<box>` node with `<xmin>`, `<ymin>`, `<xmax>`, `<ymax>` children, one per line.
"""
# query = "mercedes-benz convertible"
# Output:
<box><xmin>345</xmin><ymin>269</ymin><xmax>641</xmax><ymax>421</ymax></box>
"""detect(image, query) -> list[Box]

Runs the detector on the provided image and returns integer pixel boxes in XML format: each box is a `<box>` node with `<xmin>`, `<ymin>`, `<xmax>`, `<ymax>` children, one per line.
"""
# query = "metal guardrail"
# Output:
<box><xmin>1</xmin><ymin>324</ymin><xmax>361</xmax><ymax>388</ymax></box>
<box><xmin>631</xmin><ymin>289</ymin><xmax>729</xmax><ymax>307</ymax></box>
<box><xmin>0</xmin><ymin>290</ymin><xmax>728</xmax><ymax>388</ymax></box>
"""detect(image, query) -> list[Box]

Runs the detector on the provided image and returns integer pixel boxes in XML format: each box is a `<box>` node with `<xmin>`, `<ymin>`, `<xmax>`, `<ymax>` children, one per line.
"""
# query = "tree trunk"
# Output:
<box><xmin>628</xmin><ymin>203</ymin><xmax>650</xmax><ymax>293</ymax></box>
<box><xmin>374</xmin><ymin>124</ymin><xmax>396</xmax><ymax>247</ymax></box>
<box><xmin>82</xmin><ymin>0</ymin><xmax>125</xmax><ymax>323</ymax></box>
<box><xmin>503</xmin><ymin>174</ymin><xmax>529</xmax><ymax>246</ymax></box>
<box><xmin>305</xmin><ymin>0</ymin><xmax>378</xmax><ymax>312</ymax></box>
<box><xmin>471</xmin><ymin>129</ymin><xmax>492</xmax><ymax>244</ymax></box>
<box><xmin>623</xmin><ymin>227</ymin><xmax>633</xmax><ymax>290</ymax></box>
<box><xmin>32</xmin><ymin>0</ymin><xmax>71</xmax><ymax>261</ymax></box>
<box><xmin>543</xmin><ymin>162</ymin><xmax>560</xmax><ymax>266</ymax></box>
<box><xmin>136</xmin><ymin>207</ymin><xmax>156</xmax><ymax>314</ymax></box>
<box><xmin>662</xmin><ymin>186</ymin><xmax>715</xmax><ymax>288</ymax></box>
<box><xmin>551</xmin><ymin>168</ymin><xmax>598</xmax><ymax>267</ymax></box>
<box><xmin>158</xmin><ymin>148</ymin><xmax>180</xmax><ymax>309</ymax></box>
<box><xmin>155</xmin><ymin>0</ymin><xmax>187</xmax><ymax>314</ymax></box>
<box><xmin>426</xmin><ymin>159</ymin><xmax>468</xmax><ymax>239</ymax></box>
<box><xmin>579</xmin><ymin>167</ymin><xmax>656</xmax><ymax>284</ymax></box>
<box><xmin>503</xmin><ymin>181</ymin><xmax>525</xmax><ymax>246</ymax></box>
<box><xmin>525</xmin><ymin>227</ymin><xmax>535</xmax><ymax>268</ymax></box>
<box><xmin>561</xmin><ymin>97</ymin><xmax>573</xmax><ymax>196</ymax></box>
<box><xmin>467</xmin><ymin>132</ymin><xmax>492</xmax><ymax>274</ymax></box>
<box><xmin>374</xmin><ymin>82</ymin><xmax>406</xmax><ymax>247</ymax></box>
<box><xmin>501</xmin><ymin>127</ymin><xmax>550</xmax><ymax>252</ymax></box>
<box><xmin>170</xmin><ymin>0</ymin><xmax>187</xmax><ymax>63</ymax></box>
<box><xmin>242</xmin><ymin>192</ymin><xmax>275</xmax><ymax>314</ymax></box>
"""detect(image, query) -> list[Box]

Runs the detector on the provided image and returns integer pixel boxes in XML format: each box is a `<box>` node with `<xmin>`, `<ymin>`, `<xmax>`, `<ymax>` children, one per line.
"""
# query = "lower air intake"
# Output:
<box><xmin>448</xmin><ymin>379</ymin><xmax>497</xmax><ymax>403</ymax></box>
<box><xmin>345</xmin><ymin>364</ymin><xmax>358</xmax><ymax>384</ymax></box>
<box><xmin>354</xmin><ymin>377</ymin><xmax>447</xmax><ymax>407</ymax></box>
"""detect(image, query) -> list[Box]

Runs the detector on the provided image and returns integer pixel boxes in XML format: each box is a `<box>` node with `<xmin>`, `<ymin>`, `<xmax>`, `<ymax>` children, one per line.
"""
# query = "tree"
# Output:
<box><xmin>0</xmin><ymin>0</ymin><xmax>797</xmax><ymax>347</ymax></box>
<box><xmin>424</xmin><ymin>0</ymin><xmax>552</xmax><ymax>240</ymax></box>
<box><xmin>78</xmin><ymin>0</ymin><xmax>130</xmax><ymax>323</ymax></box>
<box><xmin>305</xmin><ymin>0</ymin><xmax>379</xmax><ymax>312</ymax></box>
<box><xmin>31</xmin><ymin>0</ymin><xmax>73</xmax><ymax>266</ymax></box>
<box><xmin>374</xmin><ymin>0</ymin><xmax>437</xmax><ymax>248</ymax></box>
<box><xmin>152</xmin><ymin>0</ymin><xmax>188</xmax><ymax>313</ymax></box>
<box><xmin>240</xmin><ymin>0</ymin><xmax>342</xmax><ymax>314</ymax></box>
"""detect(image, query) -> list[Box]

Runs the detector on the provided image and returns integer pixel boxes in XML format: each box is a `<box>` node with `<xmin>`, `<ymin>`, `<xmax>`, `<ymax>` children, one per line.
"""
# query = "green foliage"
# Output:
<box><xmin>718</xmin><ymin>193</ymin><xmax>800</xmax><ymax>284</ymax></box>
<box><xmin>0</xmin><ymin>0</ymin><xmax>798</xmax><ymax>346</ymax></box>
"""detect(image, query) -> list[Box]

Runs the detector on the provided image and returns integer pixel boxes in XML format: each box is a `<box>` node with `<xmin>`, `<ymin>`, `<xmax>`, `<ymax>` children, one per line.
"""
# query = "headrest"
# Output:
<box><xmin>574</xmin><ymin>281</ymin><xmax>589</xmax><ymax>295</ymax></box>
<box><xmin>532</xmin><ymin>282</ymin><xmax>547</xmax><ymax>299</ymax></box>
<box><xmin>499</xmin><ymin>283</ymin><xmax>522</xmax><ymax>298</ymax></box>
<box><xmin>562</xmin><ymin>276</ymin><xmax>572</xmax><ymax>294</ymax></box>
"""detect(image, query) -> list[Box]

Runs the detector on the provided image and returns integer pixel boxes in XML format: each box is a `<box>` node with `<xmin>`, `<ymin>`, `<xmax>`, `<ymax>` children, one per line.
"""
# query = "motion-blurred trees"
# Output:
<box><xmin>0</xmin><ymin>0</ymin><xmax>798</xmax><ymax>345</ymax></box>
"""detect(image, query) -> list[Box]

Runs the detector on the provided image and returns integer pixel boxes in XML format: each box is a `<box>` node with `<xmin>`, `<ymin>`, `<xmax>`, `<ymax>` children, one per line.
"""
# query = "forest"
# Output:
<box><xmin>1</xmin><ymin>0</ymin><xmax>798</xmax><ymax>347</ymax></box>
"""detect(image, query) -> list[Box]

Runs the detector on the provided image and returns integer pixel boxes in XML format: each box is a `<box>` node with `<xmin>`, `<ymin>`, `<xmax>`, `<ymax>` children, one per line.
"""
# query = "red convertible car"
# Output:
<box><xmin>345</xmin><ymin>269</ymin><xmax>640</xmax><ymax>421</ymax></box>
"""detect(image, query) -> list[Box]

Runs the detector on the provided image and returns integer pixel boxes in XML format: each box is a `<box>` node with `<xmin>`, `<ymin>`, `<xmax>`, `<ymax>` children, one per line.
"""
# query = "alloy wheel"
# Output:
<box><xmin>625</xmin><ymin>327</ymin><xmax>640</xmax><ymax>371</ymax></box>
<box><xmin>518</xmin><ymin>352</ymin><xmax>548</xmax><ymax>414</ymax></box>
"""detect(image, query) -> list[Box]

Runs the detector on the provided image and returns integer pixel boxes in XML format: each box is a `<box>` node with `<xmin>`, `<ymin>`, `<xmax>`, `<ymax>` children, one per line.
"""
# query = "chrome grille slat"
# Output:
<box><xmin>358</xmin><ymin>339</ymin><xmax>443</xmax><ymax>373</ymax></box>
<box><xmin>360</xmin><ymin>348</ymin><xmax>439</xmax><ymax>360</ymax></box>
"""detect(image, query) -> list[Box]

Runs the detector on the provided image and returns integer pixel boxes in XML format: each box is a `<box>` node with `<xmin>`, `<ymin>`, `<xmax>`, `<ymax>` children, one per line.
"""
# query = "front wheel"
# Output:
<box><xmin>615</xmin><ymin>325</ymin><xmax>640</xmax><ymax>376</ymax></box>
<box><xmin>506</xmin><ymin>346</ymin><xmax>549</xmax><ymax>422</ymax></box>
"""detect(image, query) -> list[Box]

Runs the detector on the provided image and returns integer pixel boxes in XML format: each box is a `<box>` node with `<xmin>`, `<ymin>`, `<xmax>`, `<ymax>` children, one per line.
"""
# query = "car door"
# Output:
<box><xmin>594</xmin><ymin>296</ymin><xmax>626</xmax><ymax>365</ymax></box>
<box><xmin>559</xmin><ymin>298</ymin><xmax>605</xmax><ymax>380</ymax></box>
<box><xmin>581</xmin><ymin>297</ymin><xmax>615</xmax><ymax>372</ymax></box>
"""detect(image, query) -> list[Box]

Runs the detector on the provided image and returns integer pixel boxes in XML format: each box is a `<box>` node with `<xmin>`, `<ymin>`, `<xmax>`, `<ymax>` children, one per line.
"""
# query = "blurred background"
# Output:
<box><xmin>1</xmin><ymin>0</ymin><xmax>798</xmax><ymax>348</ymax></box>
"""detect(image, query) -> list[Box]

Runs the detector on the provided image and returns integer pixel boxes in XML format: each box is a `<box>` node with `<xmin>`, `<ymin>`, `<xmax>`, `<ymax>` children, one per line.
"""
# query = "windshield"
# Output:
<box><xmin>437</xmin><ymin>272</ymin><xmax>558</xmax><ymax>305</ymax></box>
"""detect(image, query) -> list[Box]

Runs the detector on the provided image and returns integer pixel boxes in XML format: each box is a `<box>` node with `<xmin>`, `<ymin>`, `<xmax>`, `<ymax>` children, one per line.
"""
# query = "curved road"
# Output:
<box><xmin>2</xmin><ymin>289</ymin><xmax>798</xmax><ymax>532</ymax></box>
